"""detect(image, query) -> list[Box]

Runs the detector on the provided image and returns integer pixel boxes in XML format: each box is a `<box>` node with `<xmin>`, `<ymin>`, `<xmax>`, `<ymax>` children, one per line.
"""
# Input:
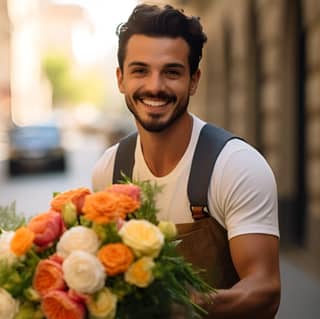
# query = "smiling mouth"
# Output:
<box><xmin>134</xmin><ymin>91</ymin><xmax>176</xmax><ymax>108</ymax></box>
<box><xmin>140</xmin><ymin>98</ymin><xmax>169</xmax><ymax>107</ymax></box>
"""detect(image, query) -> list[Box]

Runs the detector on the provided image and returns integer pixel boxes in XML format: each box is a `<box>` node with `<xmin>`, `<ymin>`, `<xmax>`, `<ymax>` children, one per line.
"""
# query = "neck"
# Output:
<box><xmin>137</xmin><ymin>113</ymin><xmax>193</xmax><ymax>177</ymax></box>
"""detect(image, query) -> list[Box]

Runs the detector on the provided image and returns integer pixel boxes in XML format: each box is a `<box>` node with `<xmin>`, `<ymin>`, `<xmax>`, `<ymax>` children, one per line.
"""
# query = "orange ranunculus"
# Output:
<box><xmin>10</xmin><ymin>227</ymin><xmax>35</xmax><ymax>256</ymax></box>
<box><xmin>28</xmin><ymin>210</ymin><xmax>64</xmax><ymax>248</ymax></box>
<box><xmin>50</xmin><ymin>187</ymin><xmax>91</xmax><ymax>213</ymax></box>
<box><xmin>97</xmin><ymin>243</ymin><xmax>134</xmax><ymax>276</ymax></box>
<box><xmin>33</xmin><ymin>259</ymin><xmax>66</xmax><ymax>297</ymax></box>
<box><xmin>82</xmin><ymin>191</ymin><xmax>140</xmax><ymax>224</ymax></box>
<box><xmin>106</xmin><ymin>183</ymin><xmax>141</xmax><ymax>202</ymax></box>
<box><xmin>42</xmin><ymin>290</ymin><xmax>86</xmax><ymax>319</ymax></box>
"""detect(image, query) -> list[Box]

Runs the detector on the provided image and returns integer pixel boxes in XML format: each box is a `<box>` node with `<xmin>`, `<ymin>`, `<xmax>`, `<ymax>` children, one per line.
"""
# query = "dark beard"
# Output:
<box><xmin>125</xmin><ymin>94</ymin><xmax>189</xmax><ymax>133</ymax></box>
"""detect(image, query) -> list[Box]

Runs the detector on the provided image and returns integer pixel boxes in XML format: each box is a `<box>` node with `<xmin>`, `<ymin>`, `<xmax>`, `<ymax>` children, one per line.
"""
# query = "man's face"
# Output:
<box><xmin>117</xmin><ymin>35</ymin><xmax>200</xmax><ymax>132</ymax></box>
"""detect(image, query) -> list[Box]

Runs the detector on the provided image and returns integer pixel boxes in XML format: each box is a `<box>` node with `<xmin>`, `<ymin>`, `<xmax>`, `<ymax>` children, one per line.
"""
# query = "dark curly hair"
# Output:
<box><xmin>116</xmin><ymin>4</ymin><xmax>207</xmax><ymax>75</ymax></box>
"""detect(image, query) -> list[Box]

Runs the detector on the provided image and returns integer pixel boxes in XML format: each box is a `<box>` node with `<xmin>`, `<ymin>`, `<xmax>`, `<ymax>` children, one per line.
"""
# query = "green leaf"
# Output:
<box><xmin>0</xmin><ymin>202</ymin><xmax>26</xmax><ymax>231</ymax></box>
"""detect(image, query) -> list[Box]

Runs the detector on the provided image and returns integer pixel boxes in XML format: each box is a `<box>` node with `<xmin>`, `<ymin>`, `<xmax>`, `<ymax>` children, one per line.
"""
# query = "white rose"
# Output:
<box><xmin>56</xmin><ymin>226</ymin><xmax>100</xmax><ymax>258</ymax></box>
<box><xmin>119</xmin><ymin>220</ymin><xmax>164</xmax><ymax>257</ymax></box>
<box><xmin>0</xmin><ymin>231</ymin><xmax>17</xmax><ymax>265</ymax></box>
<box><xmin>87</xmin><ymin>288</ymin><xmax>117</xmax><ymax>319</ymax></box>
<box><xmin>0</xmin><ymin>288</ymin><xmax>19</xmax><ymax>319</ymax></box>
<box><xmin>62</xmin><ymin>250</ymin><xmax>106</xmax><ymax>294</ymax></box>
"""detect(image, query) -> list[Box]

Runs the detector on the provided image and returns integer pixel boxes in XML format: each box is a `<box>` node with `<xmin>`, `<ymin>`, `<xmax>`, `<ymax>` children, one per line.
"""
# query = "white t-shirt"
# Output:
<box><xmin>92</xmin><ymin>114</ymin><xmax>279</xmax><ymax>240</ymax></box>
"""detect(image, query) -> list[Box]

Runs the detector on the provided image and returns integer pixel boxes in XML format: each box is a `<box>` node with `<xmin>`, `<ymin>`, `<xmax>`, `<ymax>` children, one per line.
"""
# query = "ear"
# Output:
<box><xmin>190</xmin><ymin>69</ymin><xmax>201</xmax><ymax>96</ymax></box>
<box><xmin>116</xmin><ymin>67</ymin><xmax>125</xmax><ymax>93</ymax></box>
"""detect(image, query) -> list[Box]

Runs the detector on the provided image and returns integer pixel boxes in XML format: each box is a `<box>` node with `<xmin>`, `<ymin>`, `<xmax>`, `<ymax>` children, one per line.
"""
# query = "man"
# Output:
<box><xmin>92</xmin><ymin>3</ymin><xmax>281</xmax><ymax>318</ymax></box>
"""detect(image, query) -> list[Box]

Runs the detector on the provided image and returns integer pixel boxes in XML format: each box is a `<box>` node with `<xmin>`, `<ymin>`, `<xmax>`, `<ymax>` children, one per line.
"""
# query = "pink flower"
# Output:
<box><xmin>105</xmin><ymin>183</ymin><xmax>141</xmax><ymax>202</ymax></box>
<box><xmin>41</xmin><ymin>290</ymin><xmax>86</xmax><ymax>319</ymax></box>
<box><xmin>33</xmin><ymin>259</ymin><xmax>66</xmax><ymax>297</ymax></box>
<box><xmin>49</xmin><ymin>253</ymin><xmax>64</xmax><ymax>265</ymax></box>
<box><xmin>68</xmin><ymin>289</ymin><xmax>90</xmax><ymax>304</ymax></box>
<box><xmin>28</xmin><ymin>210</ymin><xmax>65</xmax><ymax>248</ymax></box>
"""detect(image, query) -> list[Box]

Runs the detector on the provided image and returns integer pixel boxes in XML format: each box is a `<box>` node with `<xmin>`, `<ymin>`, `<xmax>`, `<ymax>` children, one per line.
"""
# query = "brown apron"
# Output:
<box><xmin>176</xmin><ymin>217</ymin><xmax>239</xmax><ymax>289</ymax></box>
<box><xmin>170</xmin><ymin>217</ymin><xmax>239</xmax><ymax>319</ymax></box>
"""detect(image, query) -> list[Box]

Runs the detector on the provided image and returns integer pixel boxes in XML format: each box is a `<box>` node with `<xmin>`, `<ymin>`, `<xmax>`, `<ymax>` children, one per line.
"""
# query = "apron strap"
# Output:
<box><xmin>188</xmin><ymin>124</ymin><xmax>237</xmax><ymax>219</ymax></box>
<box><xmin>112</xmin><ymin>131</ymin><xmax>137</xmax><ymax>184</ymax></box>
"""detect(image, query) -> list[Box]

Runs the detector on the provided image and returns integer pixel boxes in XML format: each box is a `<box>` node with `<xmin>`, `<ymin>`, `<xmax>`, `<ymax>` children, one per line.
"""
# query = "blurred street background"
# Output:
<box><xmin>1</xmin><ymin>0</ymin><xmax>320</xmax><ymax>317</ymax></box>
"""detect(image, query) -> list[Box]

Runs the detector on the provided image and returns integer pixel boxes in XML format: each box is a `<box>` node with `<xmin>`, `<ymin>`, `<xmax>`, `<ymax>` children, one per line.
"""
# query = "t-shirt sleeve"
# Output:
<box><xmin>210</xmin><ymin>140</ymin><xmax>279</xmax><ymax>240</ymax></box>
<box><xmin>92</xmin><ymin>144</ymin><xmax>118</xmax><ymax>191</ymax></box>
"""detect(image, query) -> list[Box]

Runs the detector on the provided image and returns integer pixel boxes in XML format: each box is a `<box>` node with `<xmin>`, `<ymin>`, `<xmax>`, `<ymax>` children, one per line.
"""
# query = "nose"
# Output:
<box><xmin>145</xmin><ymin>72</ymin><xmax>165</xmax><ymax>93</ymax></box>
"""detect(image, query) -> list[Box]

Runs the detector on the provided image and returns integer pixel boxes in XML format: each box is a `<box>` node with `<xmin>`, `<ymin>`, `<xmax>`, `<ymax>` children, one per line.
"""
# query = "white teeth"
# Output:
<box><xmin>142</xmin><ymin>99</ymin><xmax>167</xmax><ymax>107</ymax></box>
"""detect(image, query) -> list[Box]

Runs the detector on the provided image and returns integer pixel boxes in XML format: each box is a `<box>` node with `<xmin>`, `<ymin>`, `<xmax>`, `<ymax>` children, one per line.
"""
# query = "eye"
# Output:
<box><xmin>165</xmin><ymin>69</ymin><xmax>181</xmax><ymax>78</ymax></box>
<box><xmin>131</xmin><ymin>68</ymin><xmax>148</xmax><ymax>76</ymax></box>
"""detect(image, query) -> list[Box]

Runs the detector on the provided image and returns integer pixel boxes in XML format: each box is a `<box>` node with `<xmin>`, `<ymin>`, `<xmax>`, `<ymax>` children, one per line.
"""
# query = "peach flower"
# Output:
<box><xmin>97</xmin><ymin>243</ymin><xmax>134</xmax><ymax>276</ymax></box>
<box><xmin>50</xmin><ymin>187</ymin><xmax>91</xmax><ymax>213</ymax></box>
<box><xmin>86</xmin><ymin>288</ymin><xmax>117</xmax><ymax>319</ymax></box>
<box><xmin>28</xmin><ymin>210</ymin><xmax>64</xmax><ymax>248</ymax></box>
<box><xmin>125</xmin><ymin>257</ymin><xmax>155</xmax><ymax>288</ymax></box>
<box><xmin>105</xmin><ymin>183</ymin><xmax>141</xmax><ymax>202</ymax></box>
<box><xmin>33</xmin><ymin>259</ymin><xmax>66</xmax><ymax>297</ymax></box>
<box><xmin>41</xmin><ymin>290</ymin><xmax>86</xmax><ymax>319</ymax></box>
<box><xmin>82</xmin><ymin>191</ymin><xmax>140</xmax><ymax>224</ymax></box>
<box><xmin>10</xmin><ymin>227</ymin><xmax>34</xmax><ymax>256</ymax></box>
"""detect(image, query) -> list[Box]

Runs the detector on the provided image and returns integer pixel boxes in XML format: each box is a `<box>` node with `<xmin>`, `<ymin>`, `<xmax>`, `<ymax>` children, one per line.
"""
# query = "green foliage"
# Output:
<box><xmin>0</xmin><ymin>202</ymin><xmax>26</xmax><ymax>231</ymax></box>
<box><xmin>14</xmin><ymin>301</ymin><xmax>44</xmax><ymax>319</ymax></box>
<box><xmin>121</xmin><ymin>174</ymin><xmax>163</xmax><ymax>225</ymax></box>
<box><xmin>42</xmin><ymin>52</ymin><xmax>75</xmax><ymax>105</ymax></box>
<box><xmin>108</xmin><ymin>275</ymin><xmax>134</xmax><ymax>300</ymax></box>
<box><xmin>150</xmin><ymin>240</ymin><xmax>214</xmax><ymax>318</ymax></box>
<box><xmin>0</xmin><ymin>249</ymin><xmax>40</xmax><ymax>298</ymax></box>
<box><xmin>92</xmin><ymin>222</ymin><xmax>122</xmax><ymax>245</ymax></box>
<box><xmin>42</xmin><ymin>51</ymin><xmax>105</xmax><ymax>107</ymax></box>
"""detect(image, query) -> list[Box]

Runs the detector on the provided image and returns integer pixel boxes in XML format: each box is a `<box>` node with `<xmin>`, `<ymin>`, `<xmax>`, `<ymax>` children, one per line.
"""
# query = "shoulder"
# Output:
<box><xmin>216</xmin><ymin>139</ymin><xmax>276</xmax><ymax>185</ymax></box>
<box><xmin>92</xmin><ymin>143</ymin><xmax>119</xmax><ymax>191</ymax></box>
<box><xmin>215</xmin><ymin>139</ymin><xmax>274</xmax><ymax>175</ymax></box>
<box><xmin>210</xmin><ymin>139</ymin><xmax>279</xmax><ymax>239</ymax></box>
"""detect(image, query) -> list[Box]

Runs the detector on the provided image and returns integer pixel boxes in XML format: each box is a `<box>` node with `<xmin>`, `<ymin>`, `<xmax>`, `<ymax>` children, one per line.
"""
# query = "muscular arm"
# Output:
<box><xmin>194</xmin><ymin>234</ymin><xmax>281</xmax><ymax>318</ymax></box>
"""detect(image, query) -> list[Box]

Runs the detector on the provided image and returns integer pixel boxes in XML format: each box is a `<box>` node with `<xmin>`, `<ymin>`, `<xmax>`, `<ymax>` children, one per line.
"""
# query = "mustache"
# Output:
<box><xmin>133</xmin><ymin>91</ymin><xmax>177</xmax><ymax>102</ymax></box>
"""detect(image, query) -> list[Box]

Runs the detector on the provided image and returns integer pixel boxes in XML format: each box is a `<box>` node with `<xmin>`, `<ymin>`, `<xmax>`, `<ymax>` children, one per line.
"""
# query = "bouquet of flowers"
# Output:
<box><xmin>0</xmin><ymin>179</ymin><xmax>213</xmax><ymax>319</ymax></box>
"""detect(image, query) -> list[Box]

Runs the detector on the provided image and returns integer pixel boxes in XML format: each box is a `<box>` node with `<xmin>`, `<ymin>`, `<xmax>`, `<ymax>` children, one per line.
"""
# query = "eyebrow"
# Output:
<box><xmin>127</xmin><ymin>61</ymin><xmax>186</xmax><ymax>69</ymax></box>
<box><xmin>128</xmin><ymin>62</ymin><xmax>148</xmax><ymax>68</ymax></box>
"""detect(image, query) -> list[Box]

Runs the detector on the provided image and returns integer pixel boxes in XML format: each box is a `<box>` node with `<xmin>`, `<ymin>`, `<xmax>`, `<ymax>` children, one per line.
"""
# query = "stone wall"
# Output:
<box><xmin>303</xmin><ymin>0</ymin><xmax>320</xmax><ymax>266</ymax></box>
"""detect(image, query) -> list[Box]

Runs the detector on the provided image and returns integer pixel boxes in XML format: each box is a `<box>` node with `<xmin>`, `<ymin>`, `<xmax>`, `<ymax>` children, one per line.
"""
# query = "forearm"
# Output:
<box><xmin>195</xmin><ymin>275</ymin><xmax>280</xmax><ymax>319</ymax></box>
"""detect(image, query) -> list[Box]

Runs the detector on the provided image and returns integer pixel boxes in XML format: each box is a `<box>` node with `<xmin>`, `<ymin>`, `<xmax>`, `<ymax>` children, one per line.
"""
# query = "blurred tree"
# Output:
<box><xmin>42</xmin><ymin>52</ymin><xmax>105</xmax><ymax>108</ymax></box>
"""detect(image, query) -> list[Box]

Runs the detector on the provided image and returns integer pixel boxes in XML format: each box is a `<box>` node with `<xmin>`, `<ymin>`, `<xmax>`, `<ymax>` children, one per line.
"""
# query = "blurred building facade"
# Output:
<box><xmin>170</xmin><ymin>0</ymin><xmax>320</xmax><ymax>273</ymax></box>
<box><xmin>0</xmin><ymin>0</ymin><xmax>11</xmax><ymax>128</ymax></box>
<box><xmin>0</xmin><ymin>0</ymin><xmax>101</xmax><ymax>127</ymax></box>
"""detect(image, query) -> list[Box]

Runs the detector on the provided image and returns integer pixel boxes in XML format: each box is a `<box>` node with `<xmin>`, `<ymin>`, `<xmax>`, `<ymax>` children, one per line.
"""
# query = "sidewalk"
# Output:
<box><xmin>277</xmin><ymin>256</ymin><xmax>320</xmax><ymax>318</ymax></box>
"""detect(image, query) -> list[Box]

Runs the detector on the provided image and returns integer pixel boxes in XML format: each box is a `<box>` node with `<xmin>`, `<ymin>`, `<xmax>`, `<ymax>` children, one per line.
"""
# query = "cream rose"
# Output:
<box><xmin>87</xmin><ymin>288</ymin><xmax>117</xmax><ymax>319</ymax></box>
<box><xmin>119</xmin><ymin>220</ymin><xmax>164</xmax><ymax>257</ymax></box>
<box><xmin>0</xmin><ymin>231</ymin><xmax>18</xmax><ymax>265</ymax></box>
<box><xmin>62</xmin><ymin>250</ymin><xmax>106</xmax><ymax>294</ymax></box>
<box><xmin>56</xmin><ymin>226</ymin><xmax>100</xmax><ymax>258</ymax></box>
<box><xmin>125</xmin><ymin>257</ymin><xmax>155</xmax><ymax>288</ymax></box>
<box><xmin>0</xmin><ymin>288</ymin><xmax>19</xmax><ymax>319</ymax></box>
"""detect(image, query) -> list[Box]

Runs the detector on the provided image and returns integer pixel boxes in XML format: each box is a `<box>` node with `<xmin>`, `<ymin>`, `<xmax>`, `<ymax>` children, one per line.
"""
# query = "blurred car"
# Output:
<box><xmin>8</xmin><ymin>124</ymin><xmax>66</xmax><ymax>176</ymax></box>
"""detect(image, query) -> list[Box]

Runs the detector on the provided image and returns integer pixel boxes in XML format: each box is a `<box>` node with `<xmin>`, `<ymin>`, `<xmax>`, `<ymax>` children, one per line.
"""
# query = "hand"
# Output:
<box><xmin>189</xmin><ymin>289</ymin><xmax>218</xmax><ymax>318</ymax></box>
<box><xmin>170</xmin><ymin>303</ymin><xmax>187</xmax><ymax>319</ymax></box>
